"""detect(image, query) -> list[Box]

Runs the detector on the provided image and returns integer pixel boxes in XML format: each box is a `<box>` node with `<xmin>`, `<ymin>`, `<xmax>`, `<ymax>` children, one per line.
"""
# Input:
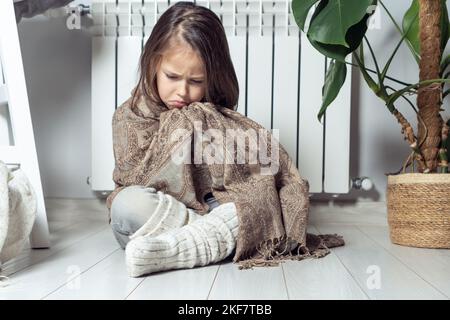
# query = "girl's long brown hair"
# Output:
<box><xmin>131</xmin><ymin>1</ymin><xmax>239</xmax><ymax>111</ymax></box>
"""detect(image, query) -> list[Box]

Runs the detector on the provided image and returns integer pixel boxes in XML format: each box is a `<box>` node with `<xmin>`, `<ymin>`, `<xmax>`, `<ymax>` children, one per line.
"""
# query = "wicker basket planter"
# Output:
<box><xmin>387</xmin><ymin>173</ymin><xmax>450</xmax><ymax>248</ymax></box>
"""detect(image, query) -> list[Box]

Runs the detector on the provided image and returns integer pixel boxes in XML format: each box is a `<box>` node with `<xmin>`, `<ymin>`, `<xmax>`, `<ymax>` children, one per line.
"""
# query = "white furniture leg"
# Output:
<box><xmin>0</xmin><ymin>0</ymin><xmax>50</xmax><ymax>248</ymax></box>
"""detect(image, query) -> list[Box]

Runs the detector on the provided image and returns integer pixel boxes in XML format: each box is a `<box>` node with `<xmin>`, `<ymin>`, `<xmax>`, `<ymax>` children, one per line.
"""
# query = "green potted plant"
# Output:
<box><xmin>292</xmin><ymin>0</ymin><xmax>450</xmax><ymax>248</ymax></box>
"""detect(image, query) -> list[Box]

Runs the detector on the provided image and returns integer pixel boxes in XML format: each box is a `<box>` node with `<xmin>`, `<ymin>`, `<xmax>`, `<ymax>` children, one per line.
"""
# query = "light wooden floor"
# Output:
<box><xmin>1</xmin><ymin>199</ymin><xmax>449</xmax><ymax>300</ymax></box>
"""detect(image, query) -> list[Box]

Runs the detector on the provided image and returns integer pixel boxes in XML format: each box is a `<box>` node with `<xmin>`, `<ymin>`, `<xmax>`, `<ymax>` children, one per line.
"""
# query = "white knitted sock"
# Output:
<box><xmin>125</xmin><ymin>202</ymin><xmax>239</xmax><ymax>277</ymax></box>
<box><xmin>129</xmin><ymin>190</ymin><xmax>202</xmax><ymax>240</ymax></box>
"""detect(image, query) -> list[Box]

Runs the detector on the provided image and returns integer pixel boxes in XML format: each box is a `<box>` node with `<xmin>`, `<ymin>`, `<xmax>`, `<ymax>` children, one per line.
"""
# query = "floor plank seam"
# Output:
<box><xmin>2</xmin><ymin>225</ymin><xmax>110</xmax><ymax>279</ymax></box>
<box><xmin>40</xmin><ymin>247</ymin><xmax>122</xmax><ymax>300</ymax></box>
<box><xmin>280</xmin><ymin>263</ymin><xmax>290</xmax><ymax>300</ymax></box>
<box><xmin>124</xmin><ymin>276</ymin><xmax>147</xmax><ymax>300</ymax></box>
<box><xmin>313</xmin><ymin>223</ymin><xmax>371</xmax><ymax>300</ymax></box>
<box><xmin>354</xmin><ymin>225</ymin><xmax>450</xmax><ymax>300</ymax></box>
<box><xmin>206</xmin><ymin>263</ymin><xmax>222</xmax><ymax>300</ymax></box>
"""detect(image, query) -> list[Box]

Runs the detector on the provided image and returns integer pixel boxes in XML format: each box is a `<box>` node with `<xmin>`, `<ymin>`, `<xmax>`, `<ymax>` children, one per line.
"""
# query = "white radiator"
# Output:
<box><xmin>90</xmin><ymin>0</ymin><xmax>352</xmax><ymax>194</ymax></box>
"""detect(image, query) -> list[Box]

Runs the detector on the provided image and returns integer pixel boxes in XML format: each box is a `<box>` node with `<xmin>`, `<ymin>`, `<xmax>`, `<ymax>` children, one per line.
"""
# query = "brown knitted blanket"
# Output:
<box><xmin>106</xmin><ymin>90</ymin><xmax>344</xmax><ymax>268</ymax></box>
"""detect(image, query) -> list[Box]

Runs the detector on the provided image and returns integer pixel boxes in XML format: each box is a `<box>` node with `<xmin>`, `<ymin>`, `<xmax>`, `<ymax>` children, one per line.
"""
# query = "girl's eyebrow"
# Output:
<box><xmin>163</xmin><ymin>69</ymin><xmax>204</xmax><ymax>79</ymax></box>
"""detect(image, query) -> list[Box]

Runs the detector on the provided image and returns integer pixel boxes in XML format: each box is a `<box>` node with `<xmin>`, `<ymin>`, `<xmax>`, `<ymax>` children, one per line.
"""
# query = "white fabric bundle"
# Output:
<box><xmin>0</xmin><ymin>161</ymin><xmax>36</xmax><ymax>268</ymax></box>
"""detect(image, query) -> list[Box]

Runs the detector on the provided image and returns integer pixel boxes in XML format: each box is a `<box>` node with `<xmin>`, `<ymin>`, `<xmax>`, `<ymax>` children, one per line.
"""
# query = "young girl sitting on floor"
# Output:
<box><xmin>108</xmin><ymin>1</ymin><xmax>241</xmax><ymax>277</ymax></box>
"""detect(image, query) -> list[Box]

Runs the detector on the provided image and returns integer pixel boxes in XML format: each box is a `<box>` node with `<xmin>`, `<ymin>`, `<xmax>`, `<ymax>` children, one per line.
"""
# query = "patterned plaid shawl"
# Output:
<box><xmin>106</xmin><ymin>90</ymin><xmax>344</xmax><ymax>268</ymax></box>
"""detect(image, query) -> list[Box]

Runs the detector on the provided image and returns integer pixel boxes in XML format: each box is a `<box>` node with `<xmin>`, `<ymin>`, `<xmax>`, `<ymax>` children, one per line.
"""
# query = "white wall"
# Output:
<box><xmin>18</xmin><ymin>12</ymin><xmax>93</xmax><ymax>199</ymax></box>
<box><xmin>3</xmin><ymin>1</ymin><xmax>450</xmax><ymax>201</ymax></box>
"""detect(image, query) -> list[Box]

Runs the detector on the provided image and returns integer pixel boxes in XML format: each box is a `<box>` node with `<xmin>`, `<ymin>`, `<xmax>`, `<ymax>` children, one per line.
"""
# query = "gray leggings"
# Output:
<box><xmin>109</xmin><ymin>185</ymin><xmax>219</xmax><ymax>249</ymax></box>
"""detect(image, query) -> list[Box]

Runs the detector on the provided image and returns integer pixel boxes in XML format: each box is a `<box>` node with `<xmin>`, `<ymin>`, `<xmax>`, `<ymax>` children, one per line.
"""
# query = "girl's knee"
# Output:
<box><xmin>110</xmin><ymin>185</ymin><xmax>159</xmax><ymax>235</ymax></box>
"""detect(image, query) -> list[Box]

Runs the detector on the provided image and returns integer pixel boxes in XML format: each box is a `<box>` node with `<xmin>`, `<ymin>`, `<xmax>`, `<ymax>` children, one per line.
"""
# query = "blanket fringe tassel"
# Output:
<box><xmin>236</xmin><ymin>233</ymin><xmax>344</xmax><ymax>270</ymax></box>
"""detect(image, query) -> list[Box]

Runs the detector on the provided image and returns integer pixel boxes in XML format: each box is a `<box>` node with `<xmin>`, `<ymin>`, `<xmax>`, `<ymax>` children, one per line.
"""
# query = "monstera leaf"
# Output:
<box><xmin>318</xmin><ymin>60</ymin><xmax>347</xmax><ymax>122</ymax></box>
<box><xmin>293</xmin><ymin>0</ymin><xmax>377</xmax><ymax>62</ymax></box>
<box><xmin>292</xmin><ymin>0</ymin><xmax>377</xmax><ymax>121</ymax></box>
<box><xmin>292</xmin><ymin>0</ymin><xmax>320</xmax><ymax>31</ymax></box>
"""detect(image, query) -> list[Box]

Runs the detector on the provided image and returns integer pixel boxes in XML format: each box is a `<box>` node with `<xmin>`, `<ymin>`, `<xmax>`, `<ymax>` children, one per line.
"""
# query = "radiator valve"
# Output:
<box><xmin>350</xmin><ymin>177</ymin><xmax>373</xmax><ymax>191</ymax></box>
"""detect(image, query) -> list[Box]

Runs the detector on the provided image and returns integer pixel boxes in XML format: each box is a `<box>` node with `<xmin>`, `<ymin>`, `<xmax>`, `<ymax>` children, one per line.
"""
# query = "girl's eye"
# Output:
<box><xmin>166</xmin><ymin>75</ymin><xmax>203</xmax><ymax>84</ymax></box>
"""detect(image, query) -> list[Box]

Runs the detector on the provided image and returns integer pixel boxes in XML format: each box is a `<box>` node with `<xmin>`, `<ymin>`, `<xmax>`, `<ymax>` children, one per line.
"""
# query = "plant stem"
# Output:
<box><xmin>391</xmin><ymin>108</ymin><xmax>427</xmax><ymax>172</ymax></box>
<box><xmin>438</xmin><ymin>122</ymin><xmax>449</xmax><ymax>173</ymax></box>
<box><xmin>352</xmin><ymin>51</ymin><xmax>379</xmax><ymax>93</ymax></box>
<box><xmin>444</xmin><ymin>89</ymin><xmax>450</xmax><ymax>98</ymax></box>
<box><xmin>364</xmin><ymin>36</ymin><xmax>383</xmax><ymax>86</ymax></box>
<box><xmin>387</xmin><ymin>78</ymin><xmax>450</xmax><ymax>111</ymax></box>
<box><xmin>345</xmin><ymin>61</ymin><xmax>411</xmax><ymax>86</ymax></box>
<box><xmin>379</xmin><ymin>0</ymin><xmax>420</xmax><ymax>64</ymax></box>
<box><xmin>417</xmin><ymin>0</ymin><xmax>443</xmax><ymax>173</ymax></box>
<box><xmin>381</xmin><ymin>12</ymin><xmax>417</xmax><ymax>83</ymax></box>
<box><xmin>385</xmin><ymin>85</ymin><xmax>418</xmax><ymax>113</ymax></box>
<box><xmin>439</xmin><ymin>149</ymin><xmax>449</xmax><ymax>173</ymax></box>
<box><xmin>440</xmin><ymin>54</ymin><xmax>450</xmax><ymax>75</ymax></box>
<box><xmin>379</xmin><ymin>0</ymin><xmax>403</xmax><ymax>35</ymax></box>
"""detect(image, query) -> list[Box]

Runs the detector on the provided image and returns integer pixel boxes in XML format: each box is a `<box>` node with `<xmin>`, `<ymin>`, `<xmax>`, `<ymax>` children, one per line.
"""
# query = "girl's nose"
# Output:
<box><xmin>177</xmin><ymin>81</ymin><xmax>188</xmax><ymax>97</ymax></box>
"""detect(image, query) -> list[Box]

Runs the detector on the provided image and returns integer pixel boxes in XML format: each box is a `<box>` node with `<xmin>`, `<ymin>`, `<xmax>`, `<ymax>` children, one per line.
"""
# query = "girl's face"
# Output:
<box><xmin>156</xmin><ymin>42</ymin><xmax>206</xmax><ymax>110</ymax></box>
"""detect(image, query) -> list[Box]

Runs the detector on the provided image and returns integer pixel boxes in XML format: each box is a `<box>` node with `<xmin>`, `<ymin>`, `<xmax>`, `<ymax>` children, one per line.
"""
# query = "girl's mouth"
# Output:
<box><xmin>170</xmin><ymin>101</ymin><xmax>188</xmax><ymax>108</ymax></box>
